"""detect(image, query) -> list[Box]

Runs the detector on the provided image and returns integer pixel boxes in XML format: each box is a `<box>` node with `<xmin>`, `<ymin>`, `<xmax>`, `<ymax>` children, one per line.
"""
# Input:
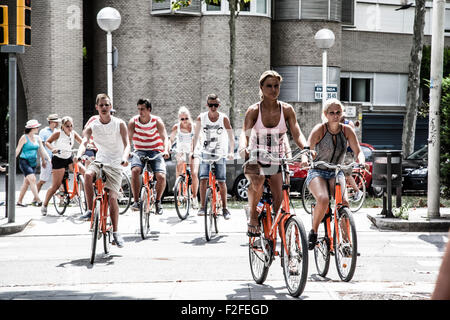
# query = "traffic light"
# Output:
<box><xmin>17</xmin><ymin>0</ymin><xmax>31</xmax><ymax>46</ymax></box>
<box><xmin>0</xmin><ymin>5</ymin><xmax>8</xmax><ymax>45</ymax></box>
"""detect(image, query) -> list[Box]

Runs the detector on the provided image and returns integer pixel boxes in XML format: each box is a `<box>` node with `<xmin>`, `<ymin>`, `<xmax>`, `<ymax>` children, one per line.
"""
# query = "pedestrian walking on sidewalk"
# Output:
<box><xmin>16</xmin><ymin>119</ymin><xmax>51</xmax><ymax>207</ymax></box>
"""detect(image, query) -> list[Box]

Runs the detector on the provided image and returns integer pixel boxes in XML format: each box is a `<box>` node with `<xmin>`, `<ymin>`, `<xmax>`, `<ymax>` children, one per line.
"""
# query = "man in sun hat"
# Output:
<box><xmin>37</xmin><ymin>114</ymin><xmax>61</xmax><ymax>192</ymax></box>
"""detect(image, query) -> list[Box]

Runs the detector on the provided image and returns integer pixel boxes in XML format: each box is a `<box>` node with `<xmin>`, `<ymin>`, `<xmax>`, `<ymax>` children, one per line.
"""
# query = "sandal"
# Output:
<box><xmin>16</xmin><ymin>202</ymin><xmax>28</xmax><ymax>207</ymax></box>
<box><xmin>31</xmin><ymin>201</ymin><xmax>43</xmax><ymax>207</ymax></box>
<box><xmin>247</xmin><ymin>224</ymin><xmax>261</xmax><ymax>237</ymax></box>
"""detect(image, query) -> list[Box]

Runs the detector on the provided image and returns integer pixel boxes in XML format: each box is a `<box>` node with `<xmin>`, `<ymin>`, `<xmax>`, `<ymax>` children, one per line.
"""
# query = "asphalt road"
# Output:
<box><xmin>0</xmin><ymin>201</ymin><xmax>446</xmax><ymax>301</ymax></box>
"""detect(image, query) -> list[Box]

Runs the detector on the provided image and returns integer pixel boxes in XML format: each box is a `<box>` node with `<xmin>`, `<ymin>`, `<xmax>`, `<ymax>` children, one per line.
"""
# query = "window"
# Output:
<box><xmin>203</xmin><ymin>0</ymin><xmax>270</xmax><ymax>16</ymax></box>
<box><xmin>341</xmin><ymin>0</ymin><xmax>354</xmax><ymax>26</ymax></box>
<box><xmin>206</xmin><ymin>0</ymin><xmax>221</xmax><ymax>11</ymax></box>
<box><xmin>352</xmin><ymin>79</ymin><xmax>371</xmax><ymax>102</ymax></box>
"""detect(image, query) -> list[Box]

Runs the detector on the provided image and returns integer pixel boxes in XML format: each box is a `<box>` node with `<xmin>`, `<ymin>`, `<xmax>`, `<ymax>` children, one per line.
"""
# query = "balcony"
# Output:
<box><xmin>151</xmin><ymin>0</ymin><xmax>201</xmax><ymax>16</ymax></box>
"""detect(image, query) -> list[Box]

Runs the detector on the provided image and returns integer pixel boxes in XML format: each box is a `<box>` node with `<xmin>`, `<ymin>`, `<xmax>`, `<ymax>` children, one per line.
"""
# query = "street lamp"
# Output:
<box><xmin>314</xmin><ymin>28</ymin><xmax>335</xmax><ymax>108</ymax></box>
<box><xmin>97</xmin><ymin>7</ymin><xmax>121</xmax><ymax>104</ymax></box>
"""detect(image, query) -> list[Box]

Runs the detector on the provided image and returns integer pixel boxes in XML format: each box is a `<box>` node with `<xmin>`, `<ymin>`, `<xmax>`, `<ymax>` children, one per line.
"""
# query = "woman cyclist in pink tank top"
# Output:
<box><xmin>239</xmin><ymin>70</ymin><xmax>308</xmax><ymax>237</ymax></box>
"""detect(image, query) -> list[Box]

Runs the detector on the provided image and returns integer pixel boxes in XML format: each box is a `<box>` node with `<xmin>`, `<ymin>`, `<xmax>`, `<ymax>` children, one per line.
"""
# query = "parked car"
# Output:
<box><xmin>163</xmin><ymin>137</ymin><xmax>247</xmax><ymax>200</ymax></box>
<box><xmin>402</xmin><ymin>145</ymin><xmax>427</xmax><ymax>192</ymax></box>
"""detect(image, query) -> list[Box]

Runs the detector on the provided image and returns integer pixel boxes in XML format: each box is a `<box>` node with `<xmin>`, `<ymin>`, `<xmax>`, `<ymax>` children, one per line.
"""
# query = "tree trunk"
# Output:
<box><xmin>402</xmin><ymin>0</ymin><xmax>426</xmax><ymax>156</ymax></box>
<box><xmin>228</xmin><ymin>0</ymin><xmax>237</xmax><ymax>128</ymax></box>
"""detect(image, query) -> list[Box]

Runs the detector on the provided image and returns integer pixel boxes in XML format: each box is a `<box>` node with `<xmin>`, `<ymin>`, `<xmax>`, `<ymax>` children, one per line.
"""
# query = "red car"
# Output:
<box><xmin>288</xmin><ymin>143</ymin><xmax>383</xmax><ymax>197</ymax></box>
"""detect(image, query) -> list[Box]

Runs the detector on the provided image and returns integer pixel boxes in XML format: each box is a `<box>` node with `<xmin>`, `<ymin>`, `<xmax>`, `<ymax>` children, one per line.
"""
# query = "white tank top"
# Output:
<box><xmin>87</xmin><ymin>116</ymin><xmax>125</xmax><ymax>168</ymax></box>
<box><xmin>53</xmin><ymin>129</ymin><xmax>75</xmax><ymax>159</ymax></box>
<box><xmin>176</xmin><ymin>123</ymin><xmax>194</xmax><ymax>154</ymax></box>
<box><xmin>200</xmin><ymin>111</ymin><xmax>228</xmax><ymax>159</ymax></box>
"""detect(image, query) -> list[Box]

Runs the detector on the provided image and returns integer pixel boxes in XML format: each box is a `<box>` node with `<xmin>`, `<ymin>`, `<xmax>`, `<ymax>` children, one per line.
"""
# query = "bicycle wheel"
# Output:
<box><xmin>301</xmin><ymin>182</ymin><xmax>314</xmax><ymax>214</ymax></box>
<box><xmin>314</xmin><ymin>217</ymin><xmax>331</xmax><ymax>277</ymax></box>
<box><xmin>139</xmin><ymin>187</ymin><xmax>151</xmax><ymax>239</ymax></box>
<box><xmin>90</xmin><ymin>202</ymin><xmax>100</xmax><ymax>264</ymax></box>
<box><xmin>248</xmin><ymin>218</ymin><xmax>270</xmax><ymax>284</ymax></box>
<box><xmin>52</xmin><ymin>191</ymin><xmax>69</xmax><ymax>215</ymax></box>
<box><xmin>76</xmin><ymin>175</ymin><xmax>88</xmax><ymax>215</ymax></box>
<box><xmin>204</xmin><ymin>187</ymin><xmax>214</xmax><ymax>241</ymax></box>
<box><xmin>347</xmin><ymin>172</ymin><xmax>366</xmax><ymax>213</ymax></box>
<box><xmin>280</xmin><ymin>216</ymin><xmax>309</xmax><ymax>297</ymax></box>
<box><xmin>334</xmin><ymin>207</ymin><xmax>358</xmax><ymax>282</ymax></box>
<box><xmin>174</xmin><ymin>175</ymin><xmax>190</xmax><ymax>220</ymax></box>
<box><xmin>103</xmin><ymin>208</ymin><xmax>112</xmax><ymax>254</ymax></box>
<box><xmin>118</xmin><ymin>172</ymin><xmax>132</xmax><ymax>215</ymax></box>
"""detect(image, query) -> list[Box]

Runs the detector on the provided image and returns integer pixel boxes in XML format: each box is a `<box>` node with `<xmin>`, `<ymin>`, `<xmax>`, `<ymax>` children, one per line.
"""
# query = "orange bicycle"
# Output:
<box><xmin>246</xmin><ymin>149</ymin><xmax>309</xmax><ymax>297</ymax></box>
<box><xmin>131</xmin><ymin>152</ymin><xmax>159</xmax><ymax>240</ymax></box>
<box><xmin>174</xmin><ymin>161</ymin><xmax>193</xmax><ymax>220</ymax></box>
<box><xmin>306</xmin><ymin>158</ymin><xmax>362</xmax><ymax>282</ymax></box>
<box><xmin>51</xmin><ymin>150</ymin><xmax>87</xmax><ymax>216</ymax></box>
<box><xmin>89</xmin><ymin>161</ymin><xmax>113</xmax><ymax>265</ymax></box>
<box><xmin>200</xmin><ymin>152</ymin><xmax>223</xmax><ymax>242</ymax></box>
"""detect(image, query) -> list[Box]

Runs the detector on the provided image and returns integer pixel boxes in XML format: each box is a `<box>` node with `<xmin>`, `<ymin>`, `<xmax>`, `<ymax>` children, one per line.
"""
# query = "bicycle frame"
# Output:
<box><xmin>178</xmin><ymin>162</ymin><xmax>192</xmax><ymax>200</ymax></box>
<box><xmin>208</xmin><ymin>162</ymin><xmax>219</xmax><ymax>216</ymax></box>
<box><xmin>90</xmin><ymin>168</ymin><xmax>112</xmax><ymax>236</ymax></box>
<box><xmin>141</xmin><ymin>162</ymin><xmax>155</xmax><ymax>209</ymax></box>
<box><xmin>61</xmin><ymin>161</ymin><xmax>82</xmax><ymax>201</ymax></box>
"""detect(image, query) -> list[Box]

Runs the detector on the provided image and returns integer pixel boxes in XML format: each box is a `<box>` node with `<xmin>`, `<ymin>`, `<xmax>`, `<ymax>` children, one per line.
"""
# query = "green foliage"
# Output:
<box><xmin>441</xmin><ymin>77</ymin><xmax>450</xmax><ymax>196</ymax></box>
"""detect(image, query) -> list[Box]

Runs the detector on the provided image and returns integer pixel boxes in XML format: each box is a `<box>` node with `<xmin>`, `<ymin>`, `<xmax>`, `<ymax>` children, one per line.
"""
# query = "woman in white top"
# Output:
<box><xmin>41</xmin><ymin>116</ymin><xmax>84</xmax><ymax>215</ymax></box>
<box><xmin>169</xmin><ymin>106</ymin><xmax>200</xmax><ymax>209</ymax></box>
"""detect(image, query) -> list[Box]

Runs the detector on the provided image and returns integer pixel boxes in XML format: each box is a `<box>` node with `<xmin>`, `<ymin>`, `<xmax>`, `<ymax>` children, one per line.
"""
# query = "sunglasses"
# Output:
<box><xmin>180</xmin><ymin>117</ymin><xmax>188</xmax><ymax>121</ymax></box>
<box><xmin>64</xmin><ymin>124</ymin><xmax>73</xmax><ymax>128</ymax></box>
<box><xmin>328</xmin><ymin>111</ymin><xmax>342</xmax><ymax>116</ymax></box>
<box><xmin>98</xmin><ymin>103</ymin><xmax>111</xmax><ymax>107</ymax></box>
<box><xmin>208</xmin><ymin>103</ymin><xmax>219</xmax><ymax>108</ymax></box>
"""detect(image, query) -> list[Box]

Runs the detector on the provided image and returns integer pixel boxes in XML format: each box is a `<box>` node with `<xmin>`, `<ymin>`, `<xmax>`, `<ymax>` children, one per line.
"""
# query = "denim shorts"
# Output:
<box><xmin>305</xmin><ymin>168</ymin><xmax>344</xmax><ymax>188</ymax></box>
<box><xmin>19</xmin><ymin>158</ymin><xmax>36</xmax><ymax>177</ymax></box>
<box><xmin>199</xmin><ymin>157</ymin><xmax>226</xmax><ymax>182</ymax></box>
<box><xmin>131</xmin><ymin>150</ymin><xmax>166</xmax><ymax>174</ymax></box>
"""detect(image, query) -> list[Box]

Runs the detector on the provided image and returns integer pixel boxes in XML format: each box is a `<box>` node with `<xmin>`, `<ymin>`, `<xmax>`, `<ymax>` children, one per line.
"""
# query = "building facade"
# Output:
<box><xmin>2</xmin><ymin>0</ymin><xmax>450</xmax><ymax>157</ymax></box>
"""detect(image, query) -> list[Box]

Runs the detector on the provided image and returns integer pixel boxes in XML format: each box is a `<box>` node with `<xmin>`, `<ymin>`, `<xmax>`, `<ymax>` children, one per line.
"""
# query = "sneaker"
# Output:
<box><xmin>223</xmin><ymin>208</ymin><xmax>231</xmax><ymax>220</ymax></box>
<box><xmin>308</xmin><ymin>230</ymin><xmax>318</xmax><ymax>250</ymax></box>
<box><xmin>155</xmin><ymin>201</ymin><xmax>163</xmax><ymax>215</ymax></box>
<box><xmin>112</xmin><ymin>232</ymin><xmax>125</xmax><ymax>248</ymax></box>
<box><xmin>41</xmin><ymin>206</ymin><xmax>47</xmax><ymax>216</ymax></box>
<box><xmin>192</xmin><ymin>197</ymin><xmax>199</xmax><ymax>210</ymax></box>
<box><xmin>131</xmin><ymin>202</ymin><xmax>141</xmax><ymax>211</ymax></box>
<box><xmin>79</xmin><ymin>210</ymin><xmax>92</xmax><ymax>221</ymax></box>
<box><xmin>353</xmin><ymin>190</ymin><xmax>364</xmax><ymax>202</ymax></box>
<box><xmin>197</xmin><ymin>208</ymin><xmax>206</xmax><ymax>216</ymax></box>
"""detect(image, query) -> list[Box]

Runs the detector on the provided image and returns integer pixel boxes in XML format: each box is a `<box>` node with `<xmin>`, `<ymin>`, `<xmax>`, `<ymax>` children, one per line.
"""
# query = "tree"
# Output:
<box><xmin>402</xmin><ymin>0</ymin><xmax>426</xmax><ymax>156</ymax></box>
<box><xmin>155</xmin><ymin>0</ymin><xmax>251</xmax><ymax>128</ymax></box>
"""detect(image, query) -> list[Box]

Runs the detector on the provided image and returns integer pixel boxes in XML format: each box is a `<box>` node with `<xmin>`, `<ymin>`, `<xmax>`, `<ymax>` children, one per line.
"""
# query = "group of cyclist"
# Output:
<box><xmin>16</xmin><ymin>69</ymin><xmax>365</xmax><ymax>251</ymax></box>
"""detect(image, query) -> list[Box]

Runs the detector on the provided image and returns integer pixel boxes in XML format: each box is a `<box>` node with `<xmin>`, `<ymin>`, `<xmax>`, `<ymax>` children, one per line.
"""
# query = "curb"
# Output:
<box><xmin>0</xmin><ymin>219</ymin><xmax>32</xmax><ymax>236</ymax></box>
<box><xmin>367</xmin><ymin>214</ymin><xmax>450</xmax><ymax>232</ymax></box>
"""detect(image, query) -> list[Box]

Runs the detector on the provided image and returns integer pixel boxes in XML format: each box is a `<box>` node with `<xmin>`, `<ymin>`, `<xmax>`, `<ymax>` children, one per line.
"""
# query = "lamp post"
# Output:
<box><xmin>96</xmin><ymin>7</ymin><xmax>121</xmax><ymax>104</ymax></box>
<box><xmin>314</xmin><ymin>29</ymin><xmax>335</xmax><ymax>108</ymax></box>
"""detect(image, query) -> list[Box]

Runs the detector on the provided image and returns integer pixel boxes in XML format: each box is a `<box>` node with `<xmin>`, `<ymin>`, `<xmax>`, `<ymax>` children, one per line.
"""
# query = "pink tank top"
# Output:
<box><xmin>248</xmin><ymin>102</ymin><xmax>287</xmax><ymax>165</ymax></box>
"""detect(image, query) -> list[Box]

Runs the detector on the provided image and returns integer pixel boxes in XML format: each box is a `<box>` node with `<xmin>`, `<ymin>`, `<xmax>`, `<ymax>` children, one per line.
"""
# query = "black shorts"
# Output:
<box><xmin>51</xmin><ymin>156</ymin><xmax>73</xmax><ymax>170</ymax></box>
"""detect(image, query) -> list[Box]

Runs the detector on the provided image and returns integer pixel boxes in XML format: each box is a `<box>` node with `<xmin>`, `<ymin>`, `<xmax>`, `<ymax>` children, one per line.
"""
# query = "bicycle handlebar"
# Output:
<box><xmin>198</xmin><ymin>150</ymin><xmax>224</xmax><ymax>164</ymax></box>
<box><xmin>243</xmin><ymin>148</ymin><xmax>311</xmax><ymax>167</ymax></box>
<box><xmin>309</xmin><ymin>161</ymin><xmax>365</xmax><ymax>171</ymax></box>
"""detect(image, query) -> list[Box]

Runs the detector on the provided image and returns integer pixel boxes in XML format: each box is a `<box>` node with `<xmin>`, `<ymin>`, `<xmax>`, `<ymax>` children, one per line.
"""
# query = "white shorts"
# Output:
<box><xmin>39</xmin><ymin>160</ymin><xmax>53</xmax><ymax>182</ymax></box>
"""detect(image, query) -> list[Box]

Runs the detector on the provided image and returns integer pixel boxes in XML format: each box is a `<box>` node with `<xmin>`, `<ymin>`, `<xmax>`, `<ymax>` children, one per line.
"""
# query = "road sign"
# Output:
<box><xmin>315</xmin><ymin>84</ymin><xmax>338</xmax><ymax>100</ymax></box>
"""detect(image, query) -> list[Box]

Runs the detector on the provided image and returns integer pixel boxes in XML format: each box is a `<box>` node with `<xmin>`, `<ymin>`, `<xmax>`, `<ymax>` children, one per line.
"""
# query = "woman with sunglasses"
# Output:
<box><xmin>304</xmin><ymin>98</ymin><xmax>365</xmax><ymax>249</ymax></box>
<box><xmin>40</xmin><ymin>116</ymin><xmax>85</xmax><ymax>215</ymax></box>
<box><xmin>169</xmin><ymin>106</ymin><xmax>200</xmax><ymax>209</ymax></box>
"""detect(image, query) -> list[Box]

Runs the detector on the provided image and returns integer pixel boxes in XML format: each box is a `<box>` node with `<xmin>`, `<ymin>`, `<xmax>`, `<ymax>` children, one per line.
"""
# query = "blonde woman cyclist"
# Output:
<box><xmin>40</xmin><ymin>116</ymin><xmax>85</xmax><ymax>215</ymax></box>
<box><xmin>169</xmin><ymin>106</ymin><xmax>200</xmax><ymax>209</ymax></box>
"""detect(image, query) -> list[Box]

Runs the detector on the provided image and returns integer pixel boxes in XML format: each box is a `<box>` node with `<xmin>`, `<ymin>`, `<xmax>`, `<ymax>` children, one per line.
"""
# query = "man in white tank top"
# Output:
<box><xmin>76</xmin><ymin>93</ymin><xmax>131</xmax><ymax>248</ymax></box>
<box><xmin>192</xmin><ymin>94</ymin><xmax>234</xmax><ymax>219</ymax></box>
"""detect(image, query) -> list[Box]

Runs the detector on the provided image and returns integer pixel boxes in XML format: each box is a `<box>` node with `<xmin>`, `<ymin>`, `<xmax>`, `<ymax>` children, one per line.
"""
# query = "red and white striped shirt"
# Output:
<box><xmin>132</xmin><ymin>115</ymin><xmax>164</xmax><ymax>152</ymax></box>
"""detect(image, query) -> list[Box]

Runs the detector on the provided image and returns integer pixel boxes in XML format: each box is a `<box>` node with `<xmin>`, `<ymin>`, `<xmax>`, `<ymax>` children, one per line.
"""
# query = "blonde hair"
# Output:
<box><xmin>61</xmin><ymin>116</ymin><xmax>73</xmax><ymax>127</ymax></box>
<box><xmin>178</xmin><ymin>106</ymin><xmax>192</xmax><ymax>122</ymax></box>
<box><xmin>95</xmin><ymin>93</ymin><xmax>111</xmax><ymax>105</ymax></box>
<box><xmin>259</xmin><ymin>70</ymin><xmax>283</xmax><ymax>100</ymax></box>
<box><xmin>321</xmin><ymin>98</ymin><xmax>345</xmax><ymax>123</ymax></box>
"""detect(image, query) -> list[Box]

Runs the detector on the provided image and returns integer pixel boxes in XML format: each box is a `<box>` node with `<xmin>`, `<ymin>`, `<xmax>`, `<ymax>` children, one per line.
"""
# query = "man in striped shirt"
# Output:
<box><xmin>128</xmin><ymin>99</ymin><xmax>170</xmax><ymax>215</ymax></box>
